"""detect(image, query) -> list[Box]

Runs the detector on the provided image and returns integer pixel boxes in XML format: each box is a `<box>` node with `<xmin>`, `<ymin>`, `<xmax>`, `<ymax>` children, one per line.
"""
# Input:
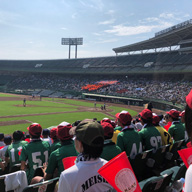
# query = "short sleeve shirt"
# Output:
<box><xmin>117</xmin><ymin>128</ymin><xmax>142</xmax><ymax>159</ymax></box>
<box><xmin>139</xmin><ymin>124</ymin><xmax>162</xmax><ymax>151</ymax></box>
<box><xmin>168</xmin><ymin>122</ymin><xmax>185</xmax><ymax>142</ymax></box>
<box><xmin>20</xmin><ymin>140</ymin><xmax>50</xmax><ymax>183</ymax></box>
<box><xmin>5</xmin><ymin>140</ymin><xmax>28</xmax><ymax>168</ymax></box>
<box><xmin>100</xmin><ymin>140</ymin><xmax>121</xmax><ymax>161</ymax></box>
<box><xmin>46</xmin><ymin>140</ymin><xmax>77</xmax><ymax>176</ymax></box>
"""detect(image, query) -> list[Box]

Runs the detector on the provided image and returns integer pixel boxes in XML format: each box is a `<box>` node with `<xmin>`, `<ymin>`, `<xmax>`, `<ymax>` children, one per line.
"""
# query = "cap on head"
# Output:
<box><xmin>57</xmin><ymin>121</ymin><xmax>73</xmax><ymax>141</ymax></box>
<box><xmin>50</xmin><ymin>127</ymin><xmax>58</xmax><ymax>139</ymax></box>
<box><xmin>152</xmin><ymin>113</ymin><xmax>160</xmax><ymax>125</ymax></box>
<box><xmin>186</xmin><ymin>89</ymin><xmax>192</xmax><ymax>109</ymax></box>
<box><xmin>101</xmin><ymin>122</ymin><xmax>114</xmax><ymax>139</ymax></box>
<box><xmin>180</xmin><ymin>110</ymin><xmax>185</xmax><ymax>118</ymax></box>
<box><xmin>75</xmin><ymin>119</ymin><xmax>104</xmax><ymax>147</ymax></box>
<box><xmin>100</xmin><ymin>118</ymin><xmax>111</xmax><ymax>124</ymax></box>
<box><xmin>27</xmin><ymin>123</ymin><xmax>42</xmax><ymax>137</ymax></box>
<box><xmin>115</xmin><ymin>110</ymin><xmax>132</xmax><ymax>125</ymax></box>
<box><xmin>139</xmin><ymin>109</ymin><xmax>153</xmax><ymax>120</ymax></box>
<box><xmin>166</xmin><ymin>109</ymin><xmax>179</xmax><ymax>119</ymax></box>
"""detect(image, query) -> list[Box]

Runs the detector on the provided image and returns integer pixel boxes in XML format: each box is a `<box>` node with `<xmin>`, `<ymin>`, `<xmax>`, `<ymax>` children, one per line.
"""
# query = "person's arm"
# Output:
<box><xmin>44</xmin><ymin>173</ymin><xmax>53</xmax><ymax>181</ymax></box>
<box><xmin>5</xmin><ymin>157</ymin><xmax>9</xmax><ymax>167</ymax></box>
<box><xmin>0</xmin><ymin>161</ymin><xmax>4</xmax><ymax>171</ymax></box>
<box><xmin>21</xmin><ymin>161</ymin><xmax>26</xmax><ymax>170</ymax></box>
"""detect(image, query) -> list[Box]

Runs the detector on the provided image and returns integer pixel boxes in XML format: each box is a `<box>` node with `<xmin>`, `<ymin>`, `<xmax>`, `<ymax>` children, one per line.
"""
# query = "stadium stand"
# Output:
<box><xmin>0</xmin><ymin>20</ymin><xmax>191</xmax><ymax>191</ymax></box>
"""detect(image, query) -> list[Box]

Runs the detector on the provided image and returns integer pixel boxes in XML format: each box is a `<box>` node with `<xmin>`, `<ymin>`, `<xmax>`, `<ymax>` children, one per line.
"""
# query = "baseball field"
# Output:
<box><xmin>0</xmin><ymin>93</ymin><xmax>164</xmax><ymax>135</ymax></box>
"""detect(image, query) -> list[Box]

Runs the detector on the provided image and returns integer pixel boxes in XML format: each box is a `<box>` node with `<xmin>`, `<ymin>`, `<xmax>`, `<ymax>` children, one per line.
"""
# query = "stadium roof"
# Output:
<box><xmin>113</xmin><ymin>19</ymin><xmax>192</xmax><ymax>54</ymax></box>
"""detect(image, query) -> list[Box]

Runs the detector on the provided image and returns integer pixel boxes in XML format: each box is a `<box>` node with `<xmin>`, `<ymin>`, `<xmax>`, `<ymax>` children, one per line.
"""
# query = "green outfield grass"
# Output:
<box><xmin>0</xmin><ymin>93</ymin><xmax>19</xmax><ymax>97</ymax></box>
<box><xmin>0</xmin><ymin>94</ymin><xmax>137</xmax><ymax>134</ymax></box>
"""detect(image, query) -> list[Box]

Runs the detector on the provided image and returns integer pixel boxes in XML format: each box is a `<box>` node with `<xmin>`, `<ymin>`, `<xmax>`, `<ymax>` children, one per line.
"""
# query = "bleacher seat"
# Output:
<box><xmin>139</xmin><ymin>169</ymin><xmax>174</xmax><ymax>192</ymax></box>
<box><xmin>160</xmin><ymin>163</ymin><xmax>187</xmax><ymax>184</ymax></box>
<box><xmin>165</xmin><ymin>139</ymin><xmax>185</xmax><ymax>167</ymax></box>
<box><xmin>129</xmin><ymin>149</ymin><xmax>153</xmax><ymax>181</ymax></box>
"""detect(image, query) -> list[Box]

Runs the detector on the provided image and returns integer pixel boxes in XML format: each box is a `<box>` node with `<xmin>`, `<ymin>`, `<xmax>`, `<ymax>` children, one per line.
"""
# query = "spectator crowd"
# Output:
<box><xmin>0</xmin><ymin>102</ymin><xmax>189</xmax><ymax>191</ymax></box>
<box><xmin>7</xmin><ymin>74</ymin><xmax>192</xmax><ymax>106</ymax></box>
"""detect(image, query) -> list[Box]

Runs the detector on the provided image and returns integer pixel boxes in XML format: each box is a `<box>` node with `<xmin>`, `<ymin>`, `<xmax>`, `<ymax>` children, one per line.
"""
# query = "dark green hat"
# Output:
<box><xmin>75</xmin><ymin>120</ymin><xmax>104</xmax><ymax>147</ymax></box>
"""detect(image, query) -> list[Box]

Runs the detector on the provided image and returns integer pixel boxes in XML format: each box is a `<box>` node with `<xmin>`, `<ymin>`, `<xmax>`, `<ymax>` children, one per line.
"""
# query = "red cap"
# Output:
<box><xmin>115</xmin><ymin>110</ymin><xmax>132</xmax><ymax>125</ymax></box>
<box><xmin>101</xmin><ymin>122</ymin><xmax>114</xmax><ymax>139</ymax></box>
<box><xmin>166</xmin><ymin>109</ymin><xmax>179</xmax><ymax>119</ymax></box>
<box><xmin>186</xmin><ymin>89</ymin><xmax>192</xmax><ymax>109</ymax></box>
<box><xmin>50</xmin><ymin>127</ymin><xmax>58</xmax><ymax>139</ymax></box>
<box><xmin>179</xmin><ymin>110</ymin><xmax>185</xmax><ymax>117</ymax></box>
<box><xmin>152</xmin><ymin>113</ymin><xmax>160</xmax><ymax>125</ymax></box>
<box><xmin>139</xmin><ymin>109</ymin><xmax>152</xmax><ymax>120</ymax></box>
<box><xmin>57</xmin><ymin>122</ymin><xmax>73</xmax><ymax>141</ymax></box>
<box><xmin>27</xmin><ymin>123</ymin><xmax>42</xmax><ymax>136</ymax></box>
<box><xmin>110</xmin><ymin>121</ymin><xmax>116</xmax><ymax>128</ymax></box>
<box><xmin>100</xmin><ymin>118</ymin><xmax>111</xmax><ymax>124</ymax></box>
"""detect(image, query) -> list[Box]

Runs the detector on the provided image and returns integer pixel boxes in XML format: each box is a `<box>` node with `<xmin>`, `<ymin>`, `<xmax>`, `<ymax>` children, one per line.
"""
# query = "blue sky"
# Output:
<box><xmin>0</xmin><ymin>0</ymin><xmax>191</xmax><ymax>60</ymax></box>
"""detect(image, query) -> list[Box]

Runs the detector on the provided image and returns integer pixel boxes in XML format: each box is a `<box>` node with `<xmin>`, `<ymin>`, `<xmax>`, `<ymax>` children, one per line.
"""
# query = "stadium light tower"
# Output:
<box><xmin>61</xmin><ymin>38</ymin><xmax>83</xmax><ymax>59</ymax></box>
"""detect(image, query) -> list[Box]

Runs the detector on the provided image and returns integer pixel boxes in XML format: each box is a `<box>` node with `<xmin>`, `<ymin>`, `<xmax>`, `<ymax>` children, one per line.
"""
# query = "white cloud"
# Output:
<box><xmin>139</xmin><ymin>17</ymin><xmax>159</xmax><ymax>24</ymax></box>
<box><xmin>93</xmin><ymin>32</ymin><xmax>102</xmax><ymax>36</ymax></box>
<box><xmin>104</xmin><ymin>24</ymin><xmax>156</xmax><ymax>36</ymax></box>
<box><xmin>106</xmin><ymin>10</ymin><xmax>115</xmax><ymax>16</ymax></box>
<box><xmin>95</xmin><ymin>38</ymin><xmax>118</xmax><ymax>44</ymax></box>
<box><xmin>98</xmin><ymin>19</ymin><xmax>115</xmax><ymax>25</ymax></box>
<box><xmin>72</xmin><ymin>13</ymin><xmax>77</xmax><ymax>19</ymax></box>
<box><xmin>78</xmin><ymin>0</ymin><xmax>104</xmax><ymax>11</ymax></box>
<box><xmin>104</xmin><ymin>21</ymin><xmax>173</xmax><ymax>36</ymax></box>
<box><xmin>61</xmin><ymin>27</ymin><xmax>67</xmax><ymax>30</ymax></box>
<box><xmin>159</xmin><ymin>13</ymin><xmax>175</xmax><ymax>19</ymax></box>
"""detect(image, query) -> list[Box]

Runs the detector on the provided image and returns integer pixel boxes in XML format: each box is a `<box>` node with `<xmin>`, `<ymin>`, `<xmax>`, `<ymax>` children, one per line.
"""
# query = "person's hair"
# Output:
<box><xmin>147</xmin><ymin>102</ymin><xmax>153</xmax><ymax>111</ymax></box>
<box><xmin>72</xmin><ymin>120</ymin><xmax>81</xmax><ymax>127</ymax></box>
<box><xmin>159</xmin><ymin>115</ymin><xmax>164</xmax><ymax>121</ymax></box>
<box><xmin>141</xmin><ymin>117</ymin><xmax>153</xmax><ymax>125</ymax></box>
<box><xmin>185</xmin><ymin>104</ymin><xmax>192</xmax><ymax>140</ymax></box>
<box><xmin>121</xmin><ymin>121</ymin><xmax>131</xmax><ymax>127</ymax></box>
<box><xmin>164</xmin><ymin>114</ymin><xmax>169</xmax><ymax>120</ymax></box>
<box><xmin>82</xmin><ymin>137</ymin><xmax>104</xmax><ymax>159</ymax></box>
<box><xmin>30</xmin><ymin>133</ymin><xmax>41</xmax><ymax>139</ymax></box>
<box><xmin>13</xmin><ymin>130</ymin><xmax>24</xmax><ymax>141</ymax></box>
<box><xmin>4</xmin><ymin>137</ymin><xmax>12</xmax><ymax>145</ymax></box>
<box><xmin>168</xmin><ymin>114</ymin><xmax>178</xmax><ymax>121</ymax></box>
<box><xmin>153</xmin><ymin>122</ymin><xmax>159</xmax><ymax>126</ymax></box>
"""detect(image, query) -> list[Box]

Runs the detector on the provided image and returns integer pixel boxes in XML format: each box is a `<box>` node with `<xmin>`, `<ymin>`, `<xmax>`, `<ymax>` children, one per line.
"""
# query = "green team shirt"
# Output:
<box><xmin>5</xmin><ymin>140</ymin><xmax>28</xmax><ymax>168</ymax></box>
<box><xmin>50</xmin><ymin>140</ymin><xmax>62</xmax><ymax>153</ymax></box>
<box><xmin>138</xmin><ymin>124</ymin><xmax>162</xmax><ymax>151</ymax></box>
<box><xmin>20</xmin><ymin>140</ymin><xmax>50</xmax><ymax>184</ymax></box>
<box><xmin>100</xmin><ymin>140</ymin><xmax>122</xmax><ymax>161</ymax></box>
<box><xmin>46</xmin><ymin>140</ymin><xmax>77</xmax><ymax>176</ymax></box>
<box><xmin>168</xmin><ymin>121</ymin><xmax>185</xmax><ymax>142</ymax></box>
<box><xmin>117</xmin><ymin>128</ymin><xmax>142</xmax><ymax>159</ymax></box>
<box><xmin>114</xmin><ymin>126</ymin><xmax>122</xmax><ymax>131</ymax></box>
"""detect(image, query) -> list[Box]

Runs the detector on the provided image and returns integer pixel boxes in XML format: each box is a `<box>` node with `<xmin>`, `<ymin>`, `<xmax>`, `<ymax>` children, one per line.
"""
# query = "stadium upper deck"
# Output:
<box><xmin>113</xmin><ymin>19</ymin><xmax>192</xmax><ymax>54</ymax></box>
<box><xmin>0</xmin><ymin>20</ymin><xmax>192</xmax><ymax>77</ymax></box>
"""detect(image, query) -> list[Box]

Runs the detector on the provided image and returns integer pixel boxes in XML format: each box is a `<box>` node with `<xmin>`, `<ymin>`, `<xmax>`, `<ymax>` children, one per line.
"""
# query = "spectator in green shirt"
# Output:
<box><xmin>167</xmin><ymin>109</ymin><xmax>185</xmax><ymax>142</ymax></box>
<box><xmin>116</xmin><ymin>110</ymin><xmax>142</xmax><ymax>159</ymax></box>
<box><xmin>100</xmin><ymin>122</ymin><xmax>121</xmax><ymax>160</ymax></box>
